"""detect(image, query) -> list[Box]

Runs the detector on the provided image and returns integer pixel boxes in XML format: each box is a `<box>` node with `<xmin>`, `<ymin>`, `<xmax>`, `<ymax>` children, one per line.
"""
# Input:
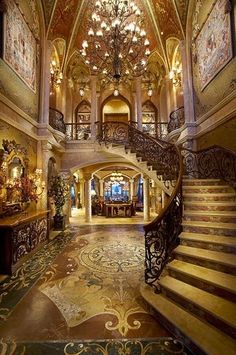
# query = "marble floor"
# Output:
<box><xmin>0</xmin><ymin>223</ymin><xmax>170</xmax><ymax>343</ymax></box>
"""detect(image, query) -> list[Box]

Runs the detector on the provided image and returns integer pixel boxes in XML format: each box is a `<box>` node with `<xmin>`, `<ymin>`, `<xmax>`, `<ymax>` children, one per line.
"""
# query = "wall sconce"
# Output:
<box><xmin>147</xmin><ymin>85</ymin><xmax>153</xmax><ymax>97</ymax></box>
<box><xmin>113</xmin><ymin>88</ymin><xmax>119</xmax><ymax>96</ymax></box>
<box><xmin>50</xmin><ymin>59</ymin><xmax>63</xmax><ymax>90</ymax></box>
<box><xmin>169</xmin><ymin>61</ymin><xmax>182</xmax><ymax>87</ymax></box>
<box><xmin>79</xmin><ymin>87</ymin><xmax>85</xmax><ymax>97</ymax></box>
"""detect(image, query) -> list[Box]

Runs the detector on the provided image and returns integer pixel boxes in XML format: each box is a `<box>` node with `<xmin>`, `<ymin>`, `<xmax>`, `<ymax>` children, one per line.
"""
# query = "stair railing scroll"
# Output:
<box><xmin>97</xmin><ymin>121</ymin><xmax>183</xmax><ymax>292</ymax></box>
<box><xmin>182</xmin><ymin>145</ymin><xmax>236</xmax><ymax>189</ymax></box>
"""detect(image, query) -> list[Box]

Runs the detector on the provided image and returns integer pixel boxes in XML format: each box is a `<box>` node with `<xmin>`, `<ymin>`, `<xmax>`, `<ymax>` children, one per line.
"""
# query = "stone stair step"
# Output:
<box><xmin>141</xmin><ymin>284</ymin><xmax>236</xmax><ymax>355</ymax></box>
<box><xmin>159</xmin><ymin>276</ymin><xmax>236</xmax><ymax>338</ymax></box>
<box><xmin>184</xmin><ymin>201</ymin><xmax>236</xmax><ymax>211</ymax></box>
<box><xmin>183</xmin><ymin>192</ymin><xmax>236</xmax><ymax>202</ymax></box>
<box><xmin>173</xmin><ymin>245</ymin><xmax>236</xmax><ymax>274</ymax></box>
<box><xmin>167</xmin><ymin>260</ymin><xmax>236</xmax><ymax>302</ymax></box>
<box><xmin>182</xmin><ymin>178</ymin><xmax>225</xmax><ymax>186</ymax></box>
<box><xmin>183</xmin><ymin>185</ymin><xmax>233</xmax><ymax>193</ymax></box>
<box><xmin>180</xmin><ymin>232</ymin><xmax>236</xmax><ymax>253</ymax></box>
<box><xmin>183</xmin><ymin>211</ymin><xmax>236</xmax><ymax>224</ymax></box>
<box><xmin>182</xmin><ymin>220</ymin><xmax>236</xmax><ymax>237</ymax></box>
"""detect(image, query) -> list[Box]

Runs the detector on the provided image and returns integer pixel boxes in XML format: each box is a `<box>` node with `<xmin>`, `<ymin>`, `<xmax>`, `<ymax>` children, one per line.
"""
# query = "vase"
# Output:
<box><xmin>53</xmin><ymin>214</ymin><xmax>65</xmax><ymax>230</ymax></box>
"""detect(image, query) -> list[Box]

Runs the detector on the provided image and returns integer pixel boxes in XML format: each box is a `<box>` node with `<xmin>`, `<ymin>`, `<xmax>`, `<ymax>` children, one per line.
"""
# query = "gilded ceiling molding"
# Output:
<box><xmin>173</xmin><ymin>0</ymin><xmax>189</xmax><ymax>31</ymax></box>
<box><xmin>172</xmin><ymin>0</ymin><xmax>187</xmax><ymax>37</ymax></box>
<box><xmin>145</xmin><ymin>0</ymin><xmax>169</xmax><ymax>70</ymax></box>
<box><xmin>42</xmin><ymin>0</ymin><xmax>56</xmax><ymax>29</ymax></box>
<box><xmin>63</xmin><ymin>0</ymin><xmax>87</xmax><ymax>72</ymax></box>
<box><xmin>46</xmin><ymin>0</ymin><xmax>58</xmax><ymax>37</ymax></box>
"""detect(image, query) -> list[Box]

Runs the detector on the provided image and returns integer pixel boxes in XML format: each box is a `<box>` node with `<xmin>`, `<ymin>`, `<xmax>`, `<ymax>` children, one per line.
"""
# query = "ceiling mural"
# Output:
<box><xmin>151</xmin><ymin>0</ymin><xmax>183</xmax><ymax>41</ymax></box>
<box><xmin>41</xmin><ymin>0</ymin><xmax>56</xmax><ymax>28</ymax></box>
<box><xmin>174</xmin><ymin>0</ymin><xmax>189</xmax><ymax>29</ymax></box>
<box><xmin>49</xmin><ymin>0</ymin><xmax>79</xmax><ymax>41</ymax></box>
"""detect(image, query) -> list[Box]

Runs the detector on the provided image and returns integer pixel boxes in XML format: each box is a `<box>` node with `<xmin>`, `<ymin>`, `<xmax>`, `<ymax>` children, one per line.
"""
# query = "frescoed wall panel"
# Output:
<box><xmin>4</xmin><ymin>0</ymin><xmax>36</xmax><ymax>92</ymax></box>
<box><xmin>195</xmin><ymin>0</ymin><xmax>233</xmax><ymax>91</ymax></box>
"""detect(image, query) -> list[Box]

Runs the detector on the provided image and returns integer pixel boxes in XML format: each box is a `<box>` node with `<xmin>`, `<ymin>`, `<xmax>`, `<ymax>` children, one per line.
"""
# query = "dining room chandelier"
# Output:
<box><xmin>80</xmin><ymin>0</ymin><xmax>151</xmax><ymax>83</ymax></box>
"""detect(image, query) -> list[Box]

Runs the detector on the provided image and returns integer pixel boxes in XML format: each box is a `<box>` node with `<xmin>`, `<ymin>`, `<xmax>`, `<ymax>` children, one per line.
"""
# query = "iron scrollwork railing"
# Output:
<box><xmin>49</xmin><ymin>108</ymin><xmax>66</xmax><ymax>134</ymax></box>
<box><xmin>182</xmin><ymin>145</ymin><xmax>236</xmax><ymax>189</ymax></box>
<box><xmin>97</xmin><ymin>121</ymin><xmax>183</xmax><ymax>292</ymax></box>
<box><xmin>167</xmin><ymin>106</ymin><xmax>185</xmax><ymax>133</ymax></box>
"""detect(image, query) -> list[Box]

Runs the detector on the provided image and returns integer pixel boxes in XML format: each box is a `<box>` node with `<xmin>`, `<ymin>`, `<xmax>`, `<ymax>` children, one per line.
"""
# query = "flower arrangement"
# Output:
<box><xmin>48</xmin><ymin>175</ymin><xmax>69</xmax><ymax>216</ymax></box>
<box><xmin>6</xmin><ymin>176</ymin><xmax>39</xmax><ymax>203</ymax></box>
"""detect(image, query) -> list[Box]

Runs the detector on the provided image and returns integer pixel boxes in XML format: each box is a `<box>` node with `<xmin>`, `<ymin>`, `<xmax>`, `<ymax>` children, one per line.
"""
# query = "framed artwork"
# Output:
<box><xmin>195</xmin><ymin>0</ymin><xmax>233</xmax><ymax>91</ymax></box>
<box><xmin>3</xmin><ymin>0</ymin><xmax>36</xmax><ymax>92</ymax></box>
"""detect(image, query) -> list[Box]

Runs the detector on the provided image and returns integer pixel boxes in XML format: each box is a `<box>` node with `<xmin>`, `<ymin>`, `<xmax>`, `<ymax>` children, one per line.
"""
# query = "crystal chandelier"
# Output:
<box><xmin>81</xmin><ymin>0</ymin><xmax>151</xmax><ymax>83</ymax></box>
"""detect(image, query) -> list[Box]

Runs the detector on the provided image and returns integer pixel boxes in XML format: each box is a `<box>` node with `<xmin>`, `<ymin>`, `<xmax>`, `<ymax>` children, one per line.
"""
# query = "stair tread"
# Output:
<box><xmin>159</xmin><ymin>276</ymin><xmax>236</xmax><ymax>327</ymax></box>
<box><xmin>180</xmin><ymin>232</ymin><xmax>236</xmax><ymax>246</ymax></box>
<box><xmin>182</xmin><ymin>220</ymin><xmax>236</xmax><ymax>229</ymax></box>
<box><xmin>183</xmin><ymin>192</ymin><xmax>236</xmax><ymax>196</ymax></box>
<box><xmin>183</xmin><ymin>178</ymin><xmax>222</xmax><ymax>182</ymax></box>
<box><xmin>184</xmin><ymin>201</ymin><xmax>236</xmax><ymax>206</ymax></box>
<box><xmin>183</xmin><ymin>185</ymin><xmax>230</xmax><ymax>189</ymax></box>
<box><xmin>184</xmin><ymin>211</ymin><xmax>236</xmax><ymax>217</ymax></box>
<box><xmin>141</xmin><ymin>284</ymin><xmax>236</xmax><ymax>355</ymax></box>
<box><xmin>168</xmin><ymin>260</ymin><xmax>236</xmax><ymax>294</ymax></box>
<box><xmin>174</xmin><ymin>245</ymin><xmax>236</xmax><ymax>266</ymax></box>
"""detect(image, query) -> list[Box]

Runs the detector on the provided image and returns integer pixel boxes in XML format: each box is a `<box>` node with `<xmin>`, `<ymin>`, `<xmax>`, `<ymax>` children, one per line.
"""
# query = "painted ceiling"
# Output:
<box><xmin>42</xmin><ymin>0</ymin><xmax>189</xmax><ymax>84</ymax></box>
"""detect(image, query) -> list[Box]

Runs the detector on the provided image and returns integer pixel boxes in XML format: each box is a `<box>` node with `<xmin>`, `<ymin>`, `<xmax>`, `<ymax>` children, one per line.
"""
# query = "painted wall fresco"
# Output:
<box><xmin>197</xmin><ymin>116</ymin><xmax>236</xmax><ymax>152</ymax></box>
<box><xmin>4</xmin><ymin>0</ymin><xmax>36</xmax><ymax>92</ymax></box>
<box><xmin>0</xmin><ymin>119</ymin><xmax>37</xmax><ymax>171</ymax></box>
<box><xmin>192</xmin><ymin>0</ymin><xmax>236</xmax><ymax>119</ymax></box>
<box><xmin>195</xmin><ymin>0</ymin><xmax>233</xmax><ymax>91</ymax></box>
<box><xmin>0</xmin><ymin>0</ymin><xmax>40</xmax><ymax>120</ymax></box>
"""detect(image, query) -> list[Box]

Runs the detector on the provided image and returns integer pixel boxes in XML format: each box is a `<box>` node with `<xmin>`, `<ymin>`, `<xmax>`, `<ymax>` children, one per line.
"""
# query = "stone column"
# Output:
<box><xmin>84</xmin><ymin>174</ymin><xmax>92</xmax><ymax>222</ymax></box>
<box><xmin>80</xmin><ymin>178</ymin><xmax>85</xmax><ymax>207</ymax></box>
<box><xmin>143</xmin><ymin>175</ymin><xmax>150</xmax><ymax>222</ymax></box>
<box><xmin>41</xmin><ymin>141</ymin><xmax>53</xmax><ymax>211</ymax></box>
<box><xmin>135</xmin><ymin>77</ymin><xmax>142</xmax><ymax>130</ymax></box>
<box><xmin>129</xmin><ymin>178</ymin><xmax>134</xmax><ymax>200</ymax></box>
<box><xmin>180</xmin><ymin>41</ymin><xmax>195</xmax><ymax>124</ymax></box>
<box><xmin>90</xmin><ymin>75</ymin><xmax>97</xmax><ymax>138</ymax></box>
<box><xmin>60</xmin><ymin>170</ymin><xmax>72</xmax><ymax>225</ymax></box>
<box><xmin>39</xmin><ymin>40</ymin><xmax>52</xmax><ymax>125</ymax></box>
<box><xmin>99</xmin><ymin>179</ymin><xmax>104</xmax><ymax>198</ymax></box>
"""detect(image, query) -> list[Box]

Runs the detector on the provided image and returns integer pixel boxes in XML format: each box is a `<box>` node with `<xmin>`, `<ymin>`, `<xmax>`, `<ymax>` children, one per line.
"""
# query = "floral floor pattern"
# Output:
<box><xmin>0</xmin><ymin>225</ymin><xmax>191</xmax><ymax>354</ymax></box>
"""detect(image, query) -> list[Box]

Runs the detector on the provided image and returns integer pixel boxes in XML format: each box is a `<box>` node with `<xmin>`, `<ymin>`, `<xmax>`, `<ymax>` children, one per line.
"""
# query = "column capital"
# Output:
<box><xmin>83</xmin><ymin>173</ymin><xmax>92</xmax><ymax>181</ymax></box>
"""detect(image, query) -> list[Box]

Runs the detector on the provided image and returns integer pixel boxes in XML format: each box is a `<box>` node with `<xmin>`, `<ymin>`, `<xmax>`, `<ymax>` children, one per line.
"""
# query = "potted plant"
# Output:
<box><xmin>48</xmin><ymin>175</ymin><xmax>69</xmax><ymax>230</ymax></box>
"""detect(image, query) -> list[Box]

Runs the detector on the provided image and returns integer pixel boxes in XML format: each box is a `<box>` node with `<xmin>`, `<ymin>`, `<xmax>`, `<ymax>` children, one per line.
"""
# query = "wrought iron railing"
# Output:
<box><xmin>182</xmin><ymin>145</ymin><xmax>236</xmax><ymax>189</ymax></box>
<box><xmin>49</xmin><ymin>108</ymin><xmax>66</xmax><ymax>134</ymax></box>
<box><xmin>97</xmin><ymin>121</ymin><xmax>183</xmax><ymax>292</ymax></box>
<box><xmin>167</xmin><ymin>106</ymin><xmax>185</xmax><ymax>133</ymax></box>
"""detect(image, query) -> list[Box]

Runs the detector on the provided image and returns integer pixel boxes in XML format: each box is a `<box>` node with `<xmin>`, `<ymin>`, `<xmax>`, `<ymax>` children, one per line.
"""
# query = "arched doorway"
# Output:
<box><xmin>102</xmin><ymin>94</ymin><xmax>131</xmax><ymax>123</ymax></box>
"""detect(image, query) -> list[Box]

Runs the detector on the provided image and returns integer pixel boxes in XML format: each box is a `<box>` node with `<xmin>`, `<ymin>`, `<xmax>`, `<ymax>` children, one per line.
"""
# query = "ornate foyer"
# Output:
<box><xmin>0</xmin><ymin>0</ymin><xmax>236</xmax><ymax>354</ymax></box>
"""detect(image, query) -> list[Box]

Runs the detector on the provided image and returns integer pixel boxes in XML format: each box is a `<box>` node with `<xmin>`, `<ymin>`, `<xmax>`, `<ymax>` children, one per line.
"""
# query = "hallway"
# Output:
<box><xmin>0</xmin><ymin>224</ymin><xmax>170</xmax><ymax>343</ymax></box>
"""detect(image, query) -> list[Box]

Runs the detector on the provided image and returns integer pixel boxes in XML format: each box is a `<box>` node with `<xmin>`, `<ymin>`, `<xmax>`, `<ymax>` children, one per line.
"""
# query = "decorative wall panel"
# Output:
<box><xmin>195</xmin><ymin>0</ymin><xmax>233</xmax><ymax>91</ymax></box>
<box><xmin>4</xmin><ymin>0</ymin><xmax>36</xmax><ymax>92</ymax></box>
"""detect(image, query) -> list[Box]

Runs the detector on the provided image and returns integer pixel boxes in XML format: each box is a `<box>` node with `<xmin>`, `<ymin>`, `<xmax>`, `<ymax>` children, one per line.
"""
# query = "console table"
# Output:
<box><xmin>0</xmin><ymin>210</ymin><xmax>49</xmax><ymax>275</ymax></box>
<box><xmin>105</xmin><ymin>203</ymin><xmax>133</xmax><ymax>217</ymax></box>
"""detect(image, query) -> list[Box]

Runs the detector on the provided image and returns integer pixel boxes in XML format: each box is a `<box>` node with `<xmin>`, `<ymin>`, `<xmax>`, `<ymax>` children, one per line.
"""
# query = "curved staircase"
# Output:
<box><xmin>97</xmin><ymin>123</ymin><xmax>236</xmax><ymax>354</ymax></box>
<box><xmin>141</xmin><ymin>177</ymin><xmax>236</xmax><ymax>355</ymax></box>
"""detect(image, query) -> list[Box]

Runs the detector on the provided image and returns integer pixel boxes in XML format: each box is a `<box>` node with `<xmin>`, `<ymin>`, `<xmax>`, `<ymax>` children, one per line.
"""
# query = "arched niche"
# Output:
<box><xmin>74</xmin><ymin>100</ymin><xmax>91</xmax><ymax>140</ymax></box>
<box><xmin>101</xmin><ymin>94</ymin><xmax>132</xmax><ymax>123</ymax></box>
